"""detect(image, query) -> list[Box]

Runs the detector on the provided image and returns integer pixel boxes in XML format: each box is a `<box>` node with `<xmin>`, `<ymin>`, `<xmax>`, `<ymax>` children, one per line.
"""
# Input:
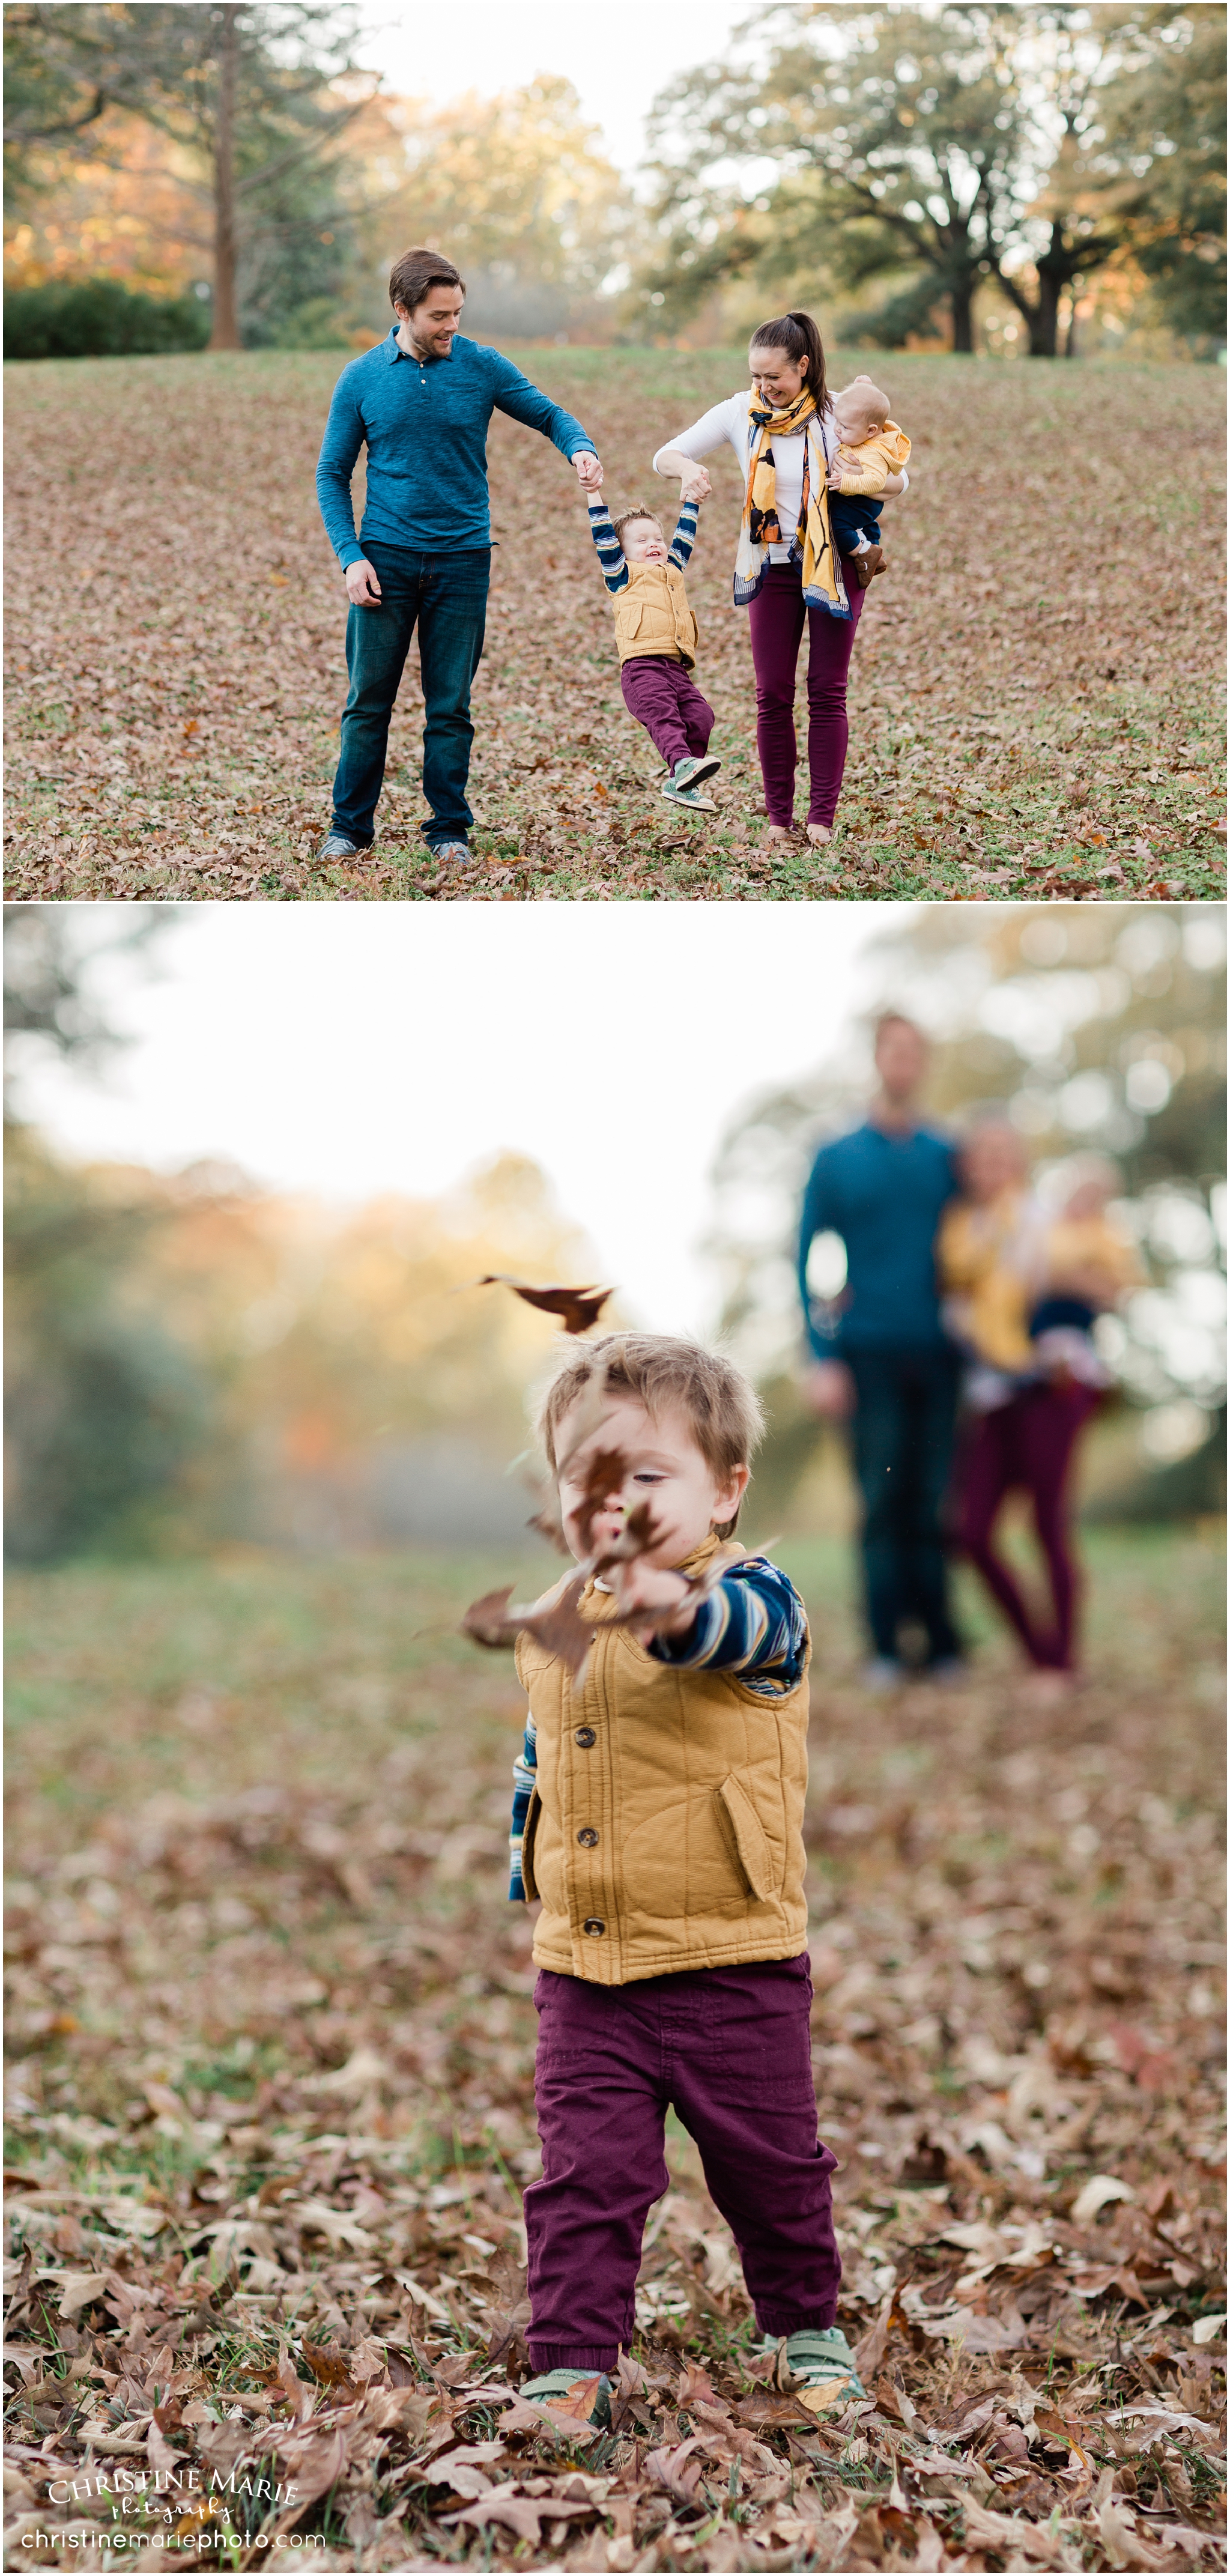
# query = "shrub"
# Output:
<box><xmin>4</xmin><ymin>277</ymin><xmax>213</xmax><ymax>360</ymax></box>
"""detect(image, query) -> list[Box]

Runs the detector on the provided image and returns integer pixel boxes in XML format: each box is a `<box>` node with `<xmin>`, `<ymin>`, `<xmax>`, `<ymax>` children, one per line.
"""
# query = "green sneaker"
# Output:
<box><xmin>674</xmin><ymin>753</ymin><xmax>722</xmax><ymax>792</ymax></box>
<box><xmin>520</xmin><ymin>2368</ymin><xmax>613</xmax><ymax>2427</ymax></box>
<box><xmin>661</xmin><ymin>759</ymin><xmax>717</xmax><ymax>811</ymax></box>
<box><xmin>762</xmin><ymin>2327</ymin><xmax>866</xmax><ymax>2417</ymax></box>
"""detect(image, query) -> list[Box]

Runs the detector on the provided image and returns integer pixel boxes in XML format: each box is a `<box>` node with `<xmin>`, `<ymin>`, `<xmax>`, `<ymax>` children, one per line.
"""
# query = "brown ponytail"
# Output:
<box><xmin>748</xmin><ymin>309</ymin><xmax>828</xmax><ymax>417</ymax></box>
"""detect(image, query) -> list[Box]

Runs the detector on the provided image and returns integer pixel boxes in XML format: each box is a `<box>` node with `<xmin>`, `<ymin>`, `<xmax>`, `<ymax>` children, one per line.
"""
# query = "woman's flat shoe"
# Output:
<box><xmin>807</xmin><ymin>824</ymin><xmax>832</xmax><ymax>845</ymax></box>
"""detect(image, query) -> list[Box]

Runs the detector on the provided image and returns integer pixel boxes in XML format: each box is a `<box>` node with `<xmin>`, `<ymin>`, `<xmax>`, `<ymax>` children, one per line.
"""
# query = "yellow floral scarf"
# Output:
<box><xmin>734</xmin><ymin>387</ymin><xmax>849</xmax><ymax>620</ymax></box>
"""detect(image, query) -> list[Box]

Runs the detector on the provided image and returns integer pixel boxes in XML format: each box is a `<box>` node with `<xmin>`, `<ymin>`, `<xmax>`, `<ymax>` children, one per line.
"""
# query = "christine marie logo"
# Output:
<box><xmin>25</xmin><ymin>2464</ymin><xmax>323</xmax><ymax>2551</ymax></box>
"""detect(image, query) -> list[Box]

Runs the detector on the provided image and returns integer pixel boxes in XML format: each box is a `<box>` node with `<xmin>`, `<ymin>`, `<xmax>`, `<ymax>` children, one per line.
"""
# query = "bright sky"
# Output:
<box><xmin>353</xmin><ymin>0</ymin><xmax>752</xmax><ymax>173</ymax></box>
<box><xmin>17</xmin><ymin>905</ymin><xmax>889</xmax><ymax>1335</ymax></box>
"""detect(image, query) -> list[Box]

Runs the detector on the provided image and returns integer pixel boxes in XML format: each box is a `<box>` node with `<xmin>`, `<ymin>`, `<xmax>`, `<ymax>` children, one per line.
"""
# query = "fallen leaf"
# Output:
<box><xmin>1071</xmin><ymin>2173</ymin><xmax>1136</xmax><ymax>2227</ymax></box>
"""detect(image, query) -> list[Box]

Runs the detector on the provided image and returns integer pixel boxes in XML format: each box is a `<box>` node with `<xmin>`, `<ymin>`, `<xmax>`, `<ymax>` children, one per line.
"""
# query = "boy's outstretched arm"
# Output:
<box><xmin>668</xmin><ymin>495</ymin><xmax>701</xmax><ymax>570</ymax></box>
<box><xmin>586</xmin><ymin>489</ymin><xmax>629</xmax><ymax>594</ymax></box>
<box><xmin>625</xmin><ymin>1559</ymin><xmax>808</xmax><ymax>1694</ymax></box>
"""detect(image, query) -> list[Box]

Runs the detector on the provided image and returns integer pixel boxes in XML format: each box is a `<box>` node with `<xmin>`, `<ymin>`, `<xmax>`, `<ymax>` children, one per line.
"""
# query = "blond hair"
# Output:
<box><xmin>613</xmin><ymin>505</ymin><xmax>663</xmax><ymax>545</ymax></box>
<box><xmin>838</xmin><ymin>373</ymin><xmax>891</xmax><ymax>427</ymax></box>
<box><xmin>538</xmin><ymin>1333</ymin><xmax>764</xmax><ymax>1528</ymax></box>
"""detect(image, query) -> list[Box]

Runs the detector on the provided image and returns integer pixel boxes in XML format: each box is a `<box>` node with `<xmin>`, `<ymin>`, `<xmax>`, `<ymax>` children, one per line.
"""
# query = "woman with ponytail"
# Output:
<box><xmin>653</xmin><ymin>311</ymin><xmax>907</xmax><ymax>847</ymax></box>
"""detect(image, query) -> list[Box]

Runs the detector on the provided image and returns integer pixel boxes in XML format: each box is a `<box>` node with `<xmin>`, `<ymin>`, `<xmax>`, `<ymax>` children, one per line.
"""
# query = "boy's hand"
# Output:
<box><xmin>575</xmin><ymin>451</ymin><xmax>603</xmax><ymax>490</ymax></box>
<box><xmin>608</xmin><ymin>1559</ymin><xmax>696</xmax><ymax>1640</ymax></box>
<box><xmin>680</xmin><ymin>469</ymin><xmax>710</xmax><ymax>503</ymax></box>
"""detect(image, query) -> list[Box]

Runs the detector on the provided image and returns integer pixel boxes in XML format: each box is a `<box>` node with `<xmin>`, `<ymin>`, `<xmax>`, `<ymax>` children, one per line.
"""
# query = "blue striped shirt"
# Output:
<box><xmin>587</xmin><ymin>494</ymin><xmax>698</xmax><ymax>593</ymax></box>
<box><xmin>508</xmin><ymin>1557</ymin><xmax>807</xmax><ymax>1900</ymax></box>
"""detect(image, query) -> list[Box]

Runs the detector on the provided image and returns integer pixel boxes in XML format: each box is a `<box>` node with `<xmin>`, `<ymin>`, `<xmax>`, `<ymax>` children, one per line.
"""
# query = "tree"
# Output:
<box><xmin>3</xmin><ymin>4</ymin><xmax>377</xmax><ymax>348</ymax></box>
<box><xmin>378</xmin><ymin>77</ymin><xmax>631</xmax><ymax>339</ymax></box>
<box><xmin>644</xmin><ymin>4</ymin><xmax>1032</xmax><ymax>353</ymax></box>
<box><xmin>640</xmin><ymin>1</ymin><xmax>1226</xmax><ymax>355</ymax></box>
<box><xmin>1095</xmin><ymin>3</ymin><xmax>1228</xmax><ymax>349</ymax></box>
<box><xmin>4</xmin><ymin>906</ymin><xmax>209</xmax><ymax>1564</ymax></box>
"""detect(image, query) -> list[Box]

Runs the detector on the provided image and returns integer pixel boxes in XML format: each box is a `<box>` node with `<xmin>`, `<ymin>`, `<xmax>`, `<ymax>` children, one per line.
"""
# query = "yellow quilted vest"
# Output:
<box><xmin>611</xmin><ymin>561</ymin><xmax>699</xmax><ymax>671</ymax></box>
<box><xmin>514</xmin><ymin>1538</ymin><xmax>811</xmax><ymax>1985</ymax></box>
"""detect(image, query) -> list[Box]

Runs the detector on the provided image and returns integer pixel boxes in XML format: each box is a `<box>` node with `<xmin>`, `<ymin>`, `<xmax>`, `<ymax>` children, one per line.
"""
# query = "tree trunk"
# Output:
<box><xmin>1029</xmin><ymin>267</ymin><xmax>1060</xmax><ymax>356</ymax></box>
<box><xmin>209</xmin><ymin>2</ymin><xmax>241</xmax><ymax>352</ymax></box>
<box><xmin>950</xmin><ymin>279</ymin><xmax>975</xmax><ymax>353</ymax></box>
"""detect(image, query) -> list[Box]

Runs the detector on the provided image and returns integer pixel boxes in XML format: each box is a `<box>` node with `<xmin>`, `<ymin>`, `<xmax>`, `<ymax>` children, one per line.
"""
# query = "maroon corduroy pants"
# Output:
<box><xmin>525</xmin><ymin>1953</ymin><xmax>841</xmax><ymax>2371</ymax></box>
<box><xmin>957</xmin><ymin>1381</ymin><xmax>1101</xmax><ymax>1670</ymax></box>
<box><xmin>747</xmin><ymin>559</ymin><xmax>865</xmax><ymax>830</ymax></box>
<box><xmin>620</xmin><ymin>653</ymin><xmax>715</xmax><ymax>771</ymax></box>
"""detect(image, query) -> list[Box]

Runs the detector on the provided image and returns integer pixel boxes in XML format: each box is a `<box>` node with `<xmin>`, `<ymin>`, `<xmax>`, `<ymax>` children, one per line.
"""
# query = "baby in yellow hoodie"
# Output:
<box><xmin>825</xmin><ymin>375</ymin><xmax>912</xmax><ymax>584</ymax></box>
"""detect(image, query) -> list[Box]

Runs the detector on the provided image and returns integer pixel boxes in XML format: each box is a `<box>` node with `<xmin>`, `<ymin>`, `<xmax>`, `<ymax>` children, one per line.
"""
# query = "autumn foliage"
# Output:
<box><xmin>4</xmin><ymin>347</ymin><xmax>1225</xmax><ymax>903</ymax></box>
<box><xmin>4</xmin><ymin>1525</ymin><xmax>1225</xmax><ymax>2569</ymax></box>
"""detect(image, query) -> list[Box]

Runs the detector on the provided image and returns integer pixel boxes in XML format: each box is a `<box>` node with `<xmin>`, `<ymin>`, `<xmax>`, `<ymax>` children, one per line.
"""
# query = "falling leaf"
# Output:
<box><xmin>474</xmin><ymin>1276</ymin><xmax>614</xmax><ymax>1335</ymax></box>
<box><xmin>461</xmin><ymin>1571</ymin><xmax>594</xmax><ymax>1676</ymax></box>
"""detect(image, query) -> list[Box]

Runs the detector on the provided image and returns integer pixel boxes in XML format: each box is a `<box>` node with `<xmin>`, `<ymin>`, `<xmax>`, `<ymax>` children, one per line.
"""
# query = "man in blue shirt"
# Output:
<box><xmin>798</xmin><ymin>1014</ymin><xmax>962</xmax><ymax>1685</ymax></box>
<box><xmin>315</xmin><ymin>247</ymin><xmax>601</xmax><ymax>868</ymax></box>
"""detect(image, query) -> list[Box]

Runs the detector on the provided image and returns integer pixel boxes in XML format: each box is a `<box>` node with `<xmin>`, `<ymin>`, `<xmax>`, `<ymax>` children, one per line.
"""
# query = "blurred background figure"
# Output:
<box><xmin>796</xmin><ymin>1012</ymin><xmax>962</xmax><ymax>1690</ymax></box>
<box><xmin>941</xmin><ymin>1121</ymin><xmax>1140</xmax><ymax>1694</ymax></box>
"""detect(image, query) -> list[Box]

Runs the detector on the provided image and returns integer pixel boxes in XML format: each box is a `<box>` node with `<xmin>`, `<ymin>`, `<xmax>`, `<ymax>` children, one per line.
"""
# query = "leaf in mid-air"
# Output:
<box><xmin>461</xmin><ymin>1587</ymin><xmax>521</xmax><ymax>1650</ymax></box>
<box><xmin>461</xmin><ymin>1573</ymin><xmax>595</xmax><ymax>1677</ymax></box>
<box><xmin>474</xmin><ymin>1276</ymin><xmax>614</xmax><ymax>1335</ymax></box>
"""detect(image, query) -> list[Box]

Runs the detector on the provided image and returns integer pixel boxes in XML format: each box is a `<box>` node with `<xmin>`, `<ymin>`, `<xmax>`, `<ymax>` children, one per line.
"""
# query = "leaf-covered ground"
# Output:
<box><xmin>4</xmin><ymin>347</ymin><xmax>1225</xmax><ymax>904</ymax></box>
<box><xmin>5</xmin><ymin>1529</ymin><xmax>1225</xmax><ymax>2569</ymax></box>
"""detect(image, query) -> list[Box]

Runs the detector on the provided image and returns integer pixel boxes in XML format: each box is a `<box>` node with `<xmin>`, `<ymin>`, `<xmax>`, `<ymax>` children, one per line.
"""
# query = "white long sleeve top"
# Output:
<box><xmin>652</xmin><ymin>389</ymin><xmax>906</xmax><ymax>560</ymax></box>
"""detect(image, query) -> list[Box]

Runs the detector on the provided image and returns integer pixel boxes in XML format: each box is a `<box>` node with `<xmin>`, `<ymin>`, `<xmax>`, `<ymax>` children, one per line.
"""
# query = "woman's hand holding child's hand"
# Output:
<box><xmin>680</xmin><ymin>468</ymin><xmax>711</xmax><ymax>503</ymax></box>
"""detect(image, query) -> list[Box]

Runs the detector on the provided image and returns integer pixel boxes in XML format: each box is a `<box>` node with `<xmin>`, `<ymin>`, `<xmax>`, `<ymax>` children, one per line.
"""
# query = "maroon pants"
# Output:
<box><xmin>957</xmin><ymin>1381</ymin><xmax>1101</xmax><ymax>1670</ymax></box>
<box><xmin>747</xmin><ymin>560</ymin><xmax>865</xmax><ymax>829</ymax></box>
<box><xmin>620</xmin><ymin>653</ymin><xmax>715</xmax><ymax>770</ymax></box>
<box><xmin>525</xmin><ymin>1954</ymin><xmax>840</xmax><ymax>2371</ymax></box>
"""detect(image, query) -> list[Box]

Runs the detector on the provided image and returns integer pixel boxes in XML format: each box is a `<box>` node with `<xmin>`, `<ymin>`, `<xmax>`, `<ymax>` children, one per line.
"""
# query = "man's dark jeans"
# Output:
<box><xmin>330</xmin><ymin>540</ymin><xmax>489</xmax><ymax>849</ymax></box>
<box><xmin>844</xmin><ymin>1343</ymin><xmax>962</xmax><ymax>1664</ymax></box>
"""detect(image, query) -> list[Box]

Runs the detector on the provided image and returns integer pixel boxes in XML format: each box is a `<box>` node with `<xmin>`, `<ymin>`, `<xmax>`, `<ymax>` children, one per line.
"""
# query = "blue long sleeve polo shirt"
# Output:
<box><xmin>798</xmin><ymin>1120</ymin><xmax>958</xmax><ymax>1355</ymax></box>
<box><xmin>315</xmin><ymin>327</ymin><xmax>596</xmax><ymax>565</ymax></box>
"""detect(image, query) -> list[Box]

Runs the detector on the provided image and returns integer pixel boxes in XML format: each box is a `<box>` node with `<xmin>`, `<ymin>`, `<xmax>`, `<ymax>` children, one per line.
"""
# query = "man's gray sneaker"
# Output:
<box><xmin>426</xmin><ymin>840</ymin><xmax>471</xmax><ymax>864</ymax></box>
<box><xmin>520</xmin><ymin>2368</ymin><xmax>612</xmax><ymax>2427</ymax></box>
<box><xmin>762</xmin><ymin>2327</ymin><xmax>866</xmax><ymax>2416</ymax></box>
<box><xmin>315</xmin><ymin>829</ymin><xmax>367</xmax><ymax>861</ymax></box>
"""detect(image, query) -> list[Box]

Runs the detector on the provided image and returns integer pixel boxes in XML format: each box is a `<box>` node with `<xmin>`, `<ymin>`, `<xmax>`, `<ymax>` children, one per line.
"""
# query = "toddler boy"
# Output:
<box><xmin>586</xmin><ymin>479</ymin><xmax>721</xmax><ymax>810</ymax></box>
<box><xmin>826</xmin><ymin>375</ymin><xmax>912</xmax><ymax>585</ymax></box>
<box><xmin>507</xmin><ymin>1332</ymin><xmax>865</xmax><ymax>2420</ymax></box>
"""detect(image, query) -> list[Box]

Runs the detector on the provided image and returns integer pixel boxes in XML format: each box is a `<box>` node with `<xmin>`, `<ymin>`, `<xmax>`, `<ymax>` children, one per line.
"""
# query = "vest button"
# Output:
<box><xmin>583</xmin><ymin>1918</ymin><xmax>605</xmax><ymax>1937</ymax></box>
<box><xmin>574</xmin><ymin>1727</ymin><xmax>596</xmax><ymax>1748</ymax></box>
<box><xmin>577</xmin><ymin>1826</ymin><xmax>599</xmax><ymax>1847</ymax></box>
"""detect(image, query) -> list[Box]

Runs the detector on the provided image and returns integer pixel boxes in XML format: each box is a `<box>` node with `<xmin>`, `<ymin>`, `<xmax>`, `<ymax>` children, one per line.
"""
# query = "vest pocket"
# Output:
<box><xmin>717</xmin><ymin>1774</ymin><xmax>778</xmax><ymax>1903</ymax></box>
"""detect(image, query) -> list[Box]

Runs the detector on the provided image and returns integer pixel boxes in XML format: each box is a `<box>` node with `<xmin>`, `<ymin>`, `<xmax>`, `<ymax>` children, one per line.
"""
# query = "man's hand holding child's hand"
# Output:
<box><xmin>575</xmin><ymin>451</ymin><xmax>604</xmax><ymax>490</ymax></box>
